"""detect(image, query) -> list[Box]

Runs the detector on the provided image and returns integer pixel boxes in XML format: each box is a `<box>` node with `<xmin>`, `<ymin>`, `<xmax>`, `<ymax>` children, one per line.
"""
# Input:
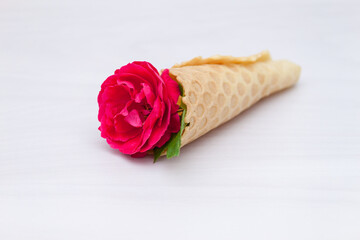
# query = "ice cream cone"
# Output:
<box><xmin>168</xmin><ymin>50</ymin><xmax>301</xmax><ymax>148</ymax></box>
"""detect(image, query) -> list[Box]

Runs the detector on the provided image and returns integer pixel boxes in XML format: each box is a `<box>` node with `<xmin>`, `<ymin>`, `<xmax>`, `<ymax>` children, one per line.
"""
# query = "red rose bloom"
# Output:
<box><xmin>98</xmin><ymin>62</ymin><xmax>180</xmax><ymax>157</ymax></box>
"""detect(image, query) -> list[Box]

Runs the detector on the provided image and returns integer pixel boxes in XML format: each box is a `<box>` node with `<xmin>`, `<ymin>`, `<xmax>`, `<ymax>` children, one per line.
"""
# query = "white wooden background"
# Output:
<box><xmin>1</xmin><ymin>0</ymin><xmax>360</xmax><ymax>239</ymax></box>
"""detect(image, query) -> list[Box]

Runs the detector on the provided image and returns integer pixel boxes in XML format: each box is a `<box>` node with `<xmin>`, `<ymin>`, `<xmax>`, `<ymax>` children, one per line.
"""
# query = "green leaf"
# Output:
<box><xmin>166</xmin><ymin>107</ymin><xmax>186</xmax><ymax>158</ymax></box>
<box><xmin>153</xmin><ymin>146</ymin><xmax>165</xmax><ymax>163</ymax></box>
<box><xmin>179</xmin><ymin>100</ymin><xmax>187</xmax><ymax>111</ymax></box>
<box><xmin>152</xmin><ymin>82</ymin><xmax>188</xmax><ymax>163</ymax></box>
<box><xmin>152</xmin><ymin>129</ymin><xmax>177</xmax><ymax>163</ymax></box>
<box><xmin>178</xmin><ymin>82</ymin><xmax>184</xmax><ymax>96</ymax></box>
<box><xmin>152</xmin><ymin>103</ymin><xmax>187</xmax><ymax>162</ymax></box>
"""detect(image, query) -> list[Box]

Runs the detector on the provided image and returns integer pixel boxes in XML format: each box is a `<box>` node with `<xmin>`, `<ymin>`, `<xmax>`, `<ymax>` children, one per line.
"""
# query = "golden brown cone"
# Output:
<box><xmin>168</xmin><ymin>51</ymin><xmax>301</xmax><ymax>148</ymax></box>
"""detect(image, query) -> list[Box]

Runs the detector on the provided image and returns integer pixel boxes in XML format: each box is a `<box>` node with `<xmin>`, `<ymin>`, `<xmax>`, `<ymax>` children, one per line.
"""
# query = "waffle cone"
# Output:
<box><xmin>168</xmin><ymin>51</ymin><xmax>301</xmax><ymax>148</ymax></box>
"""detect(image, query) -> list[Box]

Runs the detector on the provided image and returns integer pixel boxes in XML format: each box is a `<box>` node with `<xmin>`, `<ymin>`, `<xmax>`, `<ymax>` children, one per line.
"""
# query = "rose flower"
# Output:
<box><xmin>97</xmin><ymin>62</ymin><xmax>180</xmax><ymax>158</ymax></box>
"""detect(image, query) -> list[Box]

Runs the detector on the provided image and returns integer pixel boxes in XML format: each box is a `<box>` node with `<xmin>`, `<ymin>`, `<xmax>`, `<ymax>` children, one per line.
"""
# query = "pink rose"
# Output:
<box><xmin>98</xmin><ymin>62</ymin><xmax>180</xmax><ymax>158</ymax></box>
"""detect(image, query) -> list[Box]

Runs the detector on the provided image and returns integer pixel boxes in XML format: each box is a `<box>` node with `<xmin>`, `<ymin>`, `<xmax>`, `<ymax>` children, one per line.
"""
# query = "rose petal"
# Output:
<box><xmin>133</xmin><ymin>61</ymin><xmax>164</xmax><ymax>87</ymax></box>
<box><xmin>114</xmin><ymin>114</ymin><xmax>136</xmax><ymax>133</ymax></box>
<box><xmin>108</xmin><ymin>121</ymin><xmax>141</xmax><ymax>142</ymax></box>
<box><xmin>102</xmin><ymin>85</ymin><xmax>131</xmax><ymax>105</ymax></box>
<box><xmin>104</xmin><ymin>104</ymin><xmax>122</xmax><ymax>119</ymax></box>
<box><xmin>161</xmin><ymin>69</ymin><xmax>180</xmax><ymax>105</ymax></box>
<box><xmin>143</xmin><ymin>97</ymin><xmax>162</xmax><ymax>129</ymax></box>
<box><xmin>106</xmin><ymin>135</ymin><xmax>142</xmax><ymax>154</ymax></box>
<box><xmin>98</xmin><ymin>89</ymin><xmax>104</xmax><ymax>105</ymax></box>
<box><xmin>138</xmin><ymin>127</ymin><xmax>153</xmax><ymax>150</ymax></box>
<box><xmin>140</xmin><ymin>100</ymin><xmax>171</xmax><ymax>152</ymax></box>
<box><xmin>131</xmin><ymin>152</ymin><xmax>147</xmax><ymax>158</ymax></box>
<box><xmin>134</xmin><ymin>61</ymin><xmax>161</xmax><ymax>80</ymax></box>
<box><xmin>157</xmin><ymin>82</ymin><xmax>164</xmax><ymax>100</ymax></box>
<box><xmin>98</xmin><ymin>101</ymin><xmax>105</xmax><ymax>121</ymax></box>
<box><xmin>117</xmin><ymin>80</ymin><xmax>135</xmax><ymax>90</ymax></box>
<box><xmin>101</xmin><ymin>75</ymin><xmax>118</xmax><ymax>89</ymax></box>
<box><xmin>132</xmin><ymin>99</ymin><xmax>163</xmax><ymax>152</ymax></box>
<box><xmin>124</xmin><ymin>109</ymin><xmax>142</xmax><ymax>127</ymax></box>
<box><xmin>155</xmin><ymin>131</ymin><xmax>171</xmax><ymax>148</ymax></box>
<box><xmin>140</xmin><ymin>109</ymin><xmax>151</xmax><ymax>116</ymax></box>
<box><xmin>115</xmin><ymin>73</ymin><xmax>147</xmax><ymax>91</ymax></box>
<box><xmin>118</xmin><ymin>100</ymin><xmax>134</xmax><ymax>117</ymax></box>
<box><xmin>167</xmin><ymin>112</ymin><xmax>180</xmax><ymax>133</ymax></box>
<box><xmin>141</xmin><ymin>83</ymin><xmax>156</xmax><ymax>106</ymax></box>
<box><xmin>117</xmin><ymin>63</ymin><xmax>160</xmax><ymax>89</ymax></box>
<box><xmin>134</xmin><ymin>90</ymin><xmax>145</xmax><ymax>103</ymax></box>
<box><xmin>170</xmin><ymin>101</ymin><xmax>179</xmax><ymax>114</ymax></box>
